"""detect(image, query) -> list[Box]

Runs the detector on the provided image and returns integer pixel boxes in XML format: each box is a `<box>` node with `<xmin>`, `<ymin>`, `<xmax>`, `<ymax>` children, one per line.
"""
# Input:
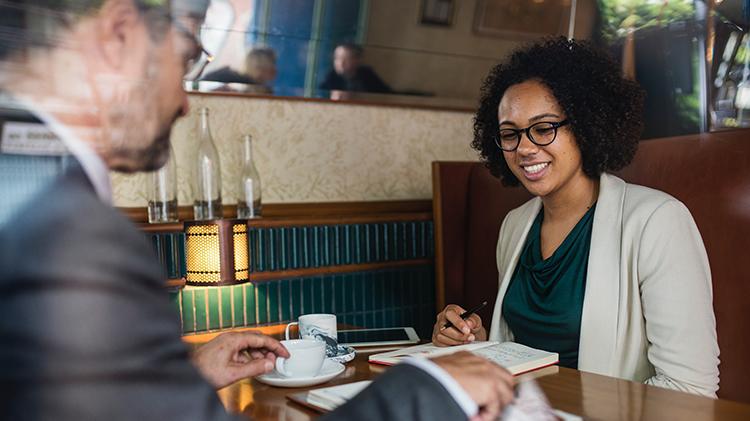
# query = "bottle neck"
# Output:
<box><xmin>243</xmin><ymin>136</ymin><xmax>254</xmax><ymax>163</ymax></box>
<box><xmin>199</xmin><ymin>111</ymin><xmax>211</xmax><ymax>141</ymax></box>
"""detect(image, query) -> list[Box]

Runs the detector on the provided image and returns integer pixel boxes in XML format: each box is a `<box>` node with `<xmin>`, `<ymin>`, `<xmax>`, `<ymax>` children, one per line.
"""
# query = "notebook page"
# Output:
<box><xmin>473</xmin><ymin>342</ymin><xmax>556</xmax><ymax>369</ymax></box>
<box><xmin>308</xmin><ymin>380</ymin><xmax>372</xmax><ymax>406</ymax></box>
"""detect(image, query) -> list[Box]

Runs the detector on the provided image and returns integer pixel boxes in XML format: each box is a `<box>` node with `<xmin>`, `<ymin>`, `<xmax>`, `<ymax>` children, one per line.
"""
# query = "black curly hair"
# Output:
<box><xmin>472</xmin><ymin>37</ymin><xmax>645</xmax><ymax>186</ymax></box>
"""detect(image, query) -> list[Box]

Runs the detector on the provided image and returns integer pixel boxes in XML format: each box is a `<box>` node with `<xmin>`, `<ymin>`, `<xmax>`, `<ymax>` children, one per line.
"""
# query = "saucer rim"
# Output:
<box><xmin>256</xmin><ymin>359</ymin><xmax>345</xmax><ymax>385</ymax></box>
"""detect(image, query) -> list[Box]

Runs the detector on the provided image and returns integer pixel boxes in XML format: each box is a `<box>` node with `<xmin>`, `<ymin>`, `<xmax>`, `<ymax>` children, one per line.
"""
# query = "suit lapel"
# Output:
<box><xmin>577</xmin><ymin>173</ymin><xmax>625</xmax><ymax>375</ymax></box>
<box><xmin>61</xmin><ymin>157</ymin><xmax>95</xmax><ymax>194</ymax></box>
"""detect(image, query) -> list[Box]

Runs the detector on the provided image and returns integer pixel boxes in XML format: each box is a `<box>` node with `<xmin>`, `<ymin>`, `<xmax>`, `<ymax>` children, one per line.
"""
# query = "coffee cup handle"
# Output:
<box><xmin>285</xmin><ymin>322</ymin><xmax>298</xmax><ymax>340</ymax></box>
<box><xmin>275</xmin><ymin>356</ymin><xmax>290</xmax><ymax>377</ymax></box>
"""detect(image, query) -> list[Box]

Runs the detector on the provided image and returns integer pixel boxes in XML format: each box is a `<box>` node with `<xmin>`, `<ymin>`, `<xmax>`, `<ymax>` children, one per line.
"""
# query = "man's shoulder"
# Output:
<box><xmin>319</xmin><ymin>70</ymin><xmax>343</xmax><ymax>89</ymax></box>
<box><xmin>355</xmin><ymin>66</ymin><xmax>389</xmax><ymax>89</ymax></box>
<box><xmin>13</xmin><ymin>170</ymin><xmax>130</xmax><ymax>236</ymax></box>
<box><xmin>1</xmin><ymin>172</ymin><xmax>162</xmax><ymax>288</ymax></box>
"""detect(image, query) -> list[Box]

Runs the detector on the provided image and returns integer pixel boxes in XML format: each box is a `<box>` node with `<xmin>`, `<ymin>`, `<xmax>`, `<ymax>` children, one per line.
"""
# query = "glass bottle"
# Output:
<box><xmin>237</xmin><ymin>134</ymin><xmax>262</xmax><ymax>219</ymax></box>
<box><xmin>193</xmin><ymin>107</ymin><xmax>223</xmax><ymax>220</ymax></box>
<box><xmin>147</xmin><ymin>143</ymin><xmax>178</xmax><ymax>223</ymax></box>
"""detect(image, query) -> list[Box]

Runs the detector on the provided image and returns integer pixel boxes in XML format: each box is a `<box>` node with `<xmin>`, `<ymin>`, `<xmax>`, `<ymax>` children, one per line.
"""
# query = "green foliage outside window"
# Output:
<box><xmin>598</xmin><ymin>0</ymin><xmax>696</xmax><ymax>42</ymax></box>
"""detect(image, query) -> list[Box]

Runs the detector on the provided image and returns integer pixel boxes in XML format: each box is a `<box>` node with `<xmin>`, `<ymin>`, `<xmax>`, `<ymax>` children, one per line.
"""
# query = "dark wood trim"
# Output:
<box><xmin>244</xmin><ymin>213</ymin><xmax>432</xmax><ymax>228</ymax></box>
<box><xmin>137</xmin><ymin>212</ymin><xmax>432</xmax><ymax>233</ymax></box>
<box><xmin>250</xmin><ymin>200</ymin><xmax>432</xmax><ymax>217</ymax></box>
<box><xmin>432</xmin><ymin>162</ymin><xmax>447</xmax><ymax>312</ymax></box>
<box><xmin>218</xmin><ymin>221</ymin><xmax>235</xmax><ymax>284</ymax></box>
<box><xmin>120</xmin><ymin>206</ymin><xmax>235</xmax><ymax>223</ymax></box>
<box><xmin>187</xmin><ymin>90</ymin><xmax>475</xmax><ymax>113</ymax></box>
<box><xmin>122</xmin><ymin>200</ymin><xmax>432</xmax><ymax>225</ymax></box>
<box><xmin>166</xmin><ymin>259</ymin><xmax>432</xmax><ymax>288</ymax></box>
<box><xmin>248</xmin><ymin>259</ymin><xmax>432</xmax><ymax>282</ymax></box>
<box><xmin>166</xmin><ymin>278</ymin><xmax>186</xmax><ymax>289</ymax></box>
<box><xmin>139</xmin><ymin>222</ymin><xmax>184</xmax><ymax>233</ymax></box>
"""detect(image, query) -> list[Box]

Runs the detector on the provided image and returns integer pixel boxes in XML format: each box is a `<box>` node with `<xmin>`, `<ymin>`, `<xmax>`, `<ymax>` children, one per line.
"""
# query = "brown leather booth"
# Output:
<box><xmin>432</xmin><ymin>129</ymin><xmax>750</xmax><ymax>403</ymax></box>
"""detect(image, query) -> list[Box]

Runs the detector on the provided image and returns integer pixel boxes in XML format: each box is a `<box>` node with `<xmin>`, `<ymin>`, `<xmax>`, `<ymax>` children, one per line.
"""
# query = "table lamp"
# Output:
<box><xmin>184</xmin><ymin>219</ymin><xmax>249</xmax><ymax>286</ymax></box>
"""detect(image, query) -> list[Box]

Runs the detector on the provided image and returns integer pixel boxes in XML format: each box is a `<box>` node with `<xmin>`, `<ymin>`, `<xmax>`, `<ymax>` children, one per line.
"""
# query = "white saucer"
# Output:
<box><xmin>256</xmin><ymin>359</ymin><xmax>345</xmax><ymax>388</ymax></box>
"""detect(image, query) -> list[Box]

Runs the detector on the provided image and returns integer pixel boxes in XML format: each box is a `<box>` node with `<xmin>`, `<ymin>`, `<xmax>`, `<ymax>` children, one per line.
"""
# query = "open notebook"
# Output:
<box><xmin>288</xmin><ymin>381</ymin><xmax>372</xmax><ymax>412</ymax></box>
<box><xmin>368</xmin><ymin>341</ymin><xmax>559</xmax><ymax>375</ymax></box>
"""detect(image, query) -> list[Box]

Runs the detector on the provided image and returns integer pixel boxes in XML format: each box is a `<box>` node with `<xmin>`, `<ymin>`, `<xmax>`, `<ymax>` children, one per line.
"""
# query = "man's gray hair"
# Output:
<box><xmin>0</xmin><ymin>0</ymin><xmax>208</xmax><ymax>58</ymax></box>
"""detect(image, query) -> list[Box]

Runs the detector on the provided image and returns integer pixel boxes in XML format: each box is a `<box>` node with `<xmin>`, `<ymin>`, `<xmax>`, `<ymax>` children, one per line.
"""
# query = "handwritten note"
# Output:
<box><xmin>474</xmin><ymin>342</ymin><xmax>539</xmax><ymax>365</ymax></box>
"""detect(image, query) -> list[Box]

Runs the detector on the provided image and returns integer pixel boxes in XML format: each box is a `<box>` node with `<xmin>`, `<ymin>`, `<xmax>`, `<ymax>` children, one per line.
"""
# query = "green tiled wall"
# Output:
<box><xmin>248</xmin><ymin>221</ymin><xmax>433</xmax><ymax>272</ymax></box>
<box><xmin>149</xmin><ymin>221</ymin><xmax>433</xmax><ymax>278</ymax></box>
<box><xmin>174</xmin><ymin>265</ymin><xmax>436</xmax><ymax>338</ymax></box>
<box><xmin>149</xmin><ymin>232</ymin><xmax>186</xmax><ymax>279</ymax></box>
<box><xmin>152</xmin><ymin>220</ymin><xmax>436</xmax><ymax>339</ymax></box>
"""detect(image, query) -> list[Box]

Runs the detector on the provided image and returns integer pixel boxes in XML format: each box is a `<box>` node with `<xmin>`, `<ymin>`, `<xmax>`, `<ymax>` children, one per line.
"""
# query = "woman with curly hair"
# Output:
<box><xmin>432</xmin><ymin>37</ymin><xmax>719</xmax><ymax>397</ymax></box>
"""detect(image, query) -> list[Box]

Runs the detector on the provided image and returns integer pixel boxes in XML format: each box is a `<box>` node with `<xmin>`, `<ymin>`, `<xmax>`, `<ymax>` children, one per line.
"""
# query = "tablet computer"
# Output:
<box><xmin>338</xmin><ymin>327</ymin><xmax>420</xmax><ymax>347</ymax></box>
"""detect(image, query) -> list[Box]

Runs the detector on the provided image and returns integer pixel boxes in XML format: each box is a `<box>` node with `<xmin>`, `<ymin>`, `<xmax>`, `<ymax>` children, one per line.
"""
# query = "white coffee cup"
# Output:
<box><xmin>275</xmin><ymin>339</ymin><xmax>326</xmax><ymax>378</ymax></box>
<box><xmin>285</xmin><ymin>313</ymin><xmax>337</xmax><ymax>343</ymax></box>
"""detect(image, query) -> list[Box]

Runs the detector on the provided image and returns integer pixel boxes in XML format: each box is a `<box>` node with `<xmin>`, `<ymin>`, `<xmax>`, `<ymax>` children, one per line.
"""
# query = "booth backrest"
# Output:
<box><xmin>432</xmin><ymin>129</ymin><xmax>750</xmax><ymax>403</ymax></box>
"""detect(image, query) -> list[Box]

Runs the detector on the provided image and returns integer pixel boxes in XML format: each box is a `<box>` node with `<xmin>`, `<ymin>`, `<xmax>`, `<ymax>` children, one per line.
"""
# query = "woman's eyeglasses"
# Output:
<box><xmin>495</xmin><ymin>120</ymin><xmax>569</xmax><ymax>152</ymax></box>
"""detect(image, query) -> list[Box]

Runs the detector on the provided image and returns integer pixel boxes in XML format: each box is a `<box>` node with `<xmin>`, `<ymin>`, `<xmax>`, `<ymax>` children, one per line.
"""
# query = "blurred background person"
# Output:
<box><xmin>319</xmin><ymin>42</ymin><xmax>391</xmax><ymax>96</ymax></box>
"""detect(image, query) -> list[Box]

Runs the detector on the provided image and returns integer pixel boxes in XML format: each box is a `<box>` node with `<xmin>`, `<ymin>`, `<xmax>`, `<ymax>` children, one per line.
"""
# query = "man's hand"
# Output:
<box><xmin>192</xmin><ymin>331</ymin><xmax>290</xmax><ymax>389</ymax></box>
<box><xmin>432</xmin><ymin>304</ymin><xmax>487</xmax><ymax>347</ymax></box>
<box><xmin>432</xmin><ymin>352</ymin><xmax>515</xmax><ymax>421</ymax></box>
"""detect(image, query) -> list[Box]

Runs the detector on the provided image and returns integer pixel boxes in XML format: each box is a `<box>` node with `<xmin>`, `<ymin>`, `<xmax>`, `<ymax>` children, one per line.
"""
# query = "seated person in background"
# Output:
<box><xmin>0</xmin><ymin>1</ymin><xmax>514</xmax><ymax>420</ymax></box>
<box><xmin>432</xmin><ymin>37</ymin><xmax>720</xmax><ymax>398</ymax></box>
<box><xmin>319</xmin><ymin>43</ymin><xmax>391</xmax><ymax>95</ymax></box>
<box><xmin>200</xmin><ymin>47</ymin><xmax>277</xmax><ymax>93</ymax></box>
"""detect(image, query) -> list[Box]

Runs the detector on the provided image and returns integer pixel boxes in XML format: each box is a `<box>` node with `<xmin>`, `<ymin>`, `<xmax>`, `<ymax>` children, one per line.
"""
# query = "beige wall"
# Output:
<box><xmin>364</xmin><ymin>0</ymin><xmax>515</xmax><ymax>100</ymax></box>
<box><xmin>363</xmin><ymin>0</ymin><xmax>597</xmax><ymax>100</ymax></box>
<box><xmin>111</xmin><ymin>94</ymin><xmax>479</xmax><ymax>207</ymax></box>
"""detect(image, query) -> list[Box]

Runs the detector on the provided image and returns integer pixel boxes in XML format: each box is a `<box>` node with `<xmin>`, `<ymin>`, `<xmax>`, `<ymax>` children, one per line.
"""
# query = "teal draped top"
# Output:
<box><xmin>501</xmin><ymin>204</ymin><xmax>596</xmax><ymax>368</ymax></box>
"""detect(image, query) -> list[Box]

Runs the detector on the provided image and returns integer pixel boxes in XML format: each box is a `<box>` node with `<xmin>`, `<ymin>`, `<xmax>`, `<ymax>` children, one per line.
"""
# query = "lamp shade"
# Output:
<box><xmin>184</xmin><ymin>219</ymin><xmax>249</xmax><ymax>286</ymax></box>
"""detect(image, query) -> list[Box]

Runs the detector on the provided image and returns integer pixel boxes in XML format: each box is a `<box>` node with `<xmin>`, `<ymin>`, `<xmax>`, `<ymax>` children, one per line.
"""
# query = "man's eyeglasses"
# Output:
<box><xmin>172</xmin><ymin>19</ymin><xmax>213</xmax><ymax>80</ymax></box>
<box><xmin>495</xmin><ymin>120</ymin><xmax>570</xmax><ymax>152</ymax></box>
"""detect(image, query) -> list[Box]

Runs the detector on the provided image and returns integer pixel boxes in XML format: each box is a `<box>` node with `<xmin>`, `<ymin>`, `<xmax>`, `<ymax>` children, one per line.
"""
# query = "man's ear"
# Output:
<box><xmin>95</xmin><ymin>0</ymin><xmax>143</xmax><ymax>70</ymax></box>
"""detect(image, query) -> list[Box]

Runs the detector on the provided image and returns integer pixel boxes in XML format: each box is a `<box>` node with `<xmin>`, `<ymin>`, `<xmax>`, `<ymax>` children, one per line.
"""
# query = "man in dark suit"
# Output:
<box><xmin>319</xmin><ymin>43</ymin><xmax>392</xmax><ymax>95</ymax></box>
<box><xmin>0</xmin><ymin>1</ymin><xmax>514</xmax><ymax>420</ymax></box>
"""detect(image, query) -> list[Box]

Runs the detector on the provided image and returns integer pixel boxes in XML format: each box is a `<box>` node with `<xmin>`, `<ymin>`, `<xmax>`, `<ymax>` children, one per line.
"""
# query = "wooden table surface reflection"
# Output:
<box><xmin>184</xmin><ymin>327</ymin><xmax>750</xmax><ymax>420</ymax></box>
<box><xmin>215</xmin><ymin>351</ymin><xmax>750</xmax><ymax>421</ymax></box>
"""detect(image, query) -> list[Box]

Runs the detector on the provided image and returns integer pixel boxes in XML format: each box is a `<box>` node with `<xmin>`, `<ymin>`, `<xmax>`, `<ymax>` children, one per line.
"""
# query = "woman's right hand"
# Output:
<box><xmin>432</xmin><ymin>304</ymin><xmax>487</xmax><ymax>347</ymax></box>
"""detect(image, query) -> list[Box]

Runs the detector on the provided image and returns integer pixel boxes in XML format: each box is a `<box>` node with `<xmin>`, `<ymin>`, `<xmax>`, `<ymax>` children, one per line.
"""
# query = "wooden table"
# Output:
<box><xmin>214</xmin><ymin>350</ymin><xmax>750</xmax><ymax>421</ymax></box>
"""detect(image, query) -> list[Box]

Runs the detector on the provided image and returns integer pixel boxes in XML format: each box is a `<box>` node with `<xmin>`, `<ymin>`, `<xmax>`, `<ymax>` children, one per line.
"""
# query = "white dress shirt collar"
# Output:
<box><xmin>10</xmin><ymin>95</ymin><xmax>113</xmax><ymax>205</ymax></box>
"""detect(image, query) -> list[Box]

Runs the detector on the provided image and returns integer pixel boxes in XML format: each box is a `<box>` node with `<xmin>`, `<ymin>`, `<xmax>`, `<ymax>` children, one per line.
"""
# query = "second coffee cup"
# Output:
<box><xmin>285</xmin><ymin>313</ymin><xmax>337</xmax><ymax>342</ymax></box>
<box><xmin>285</xmin><ymin>313</ymin><xmax>339</xmax><ymax>357</ymax></box>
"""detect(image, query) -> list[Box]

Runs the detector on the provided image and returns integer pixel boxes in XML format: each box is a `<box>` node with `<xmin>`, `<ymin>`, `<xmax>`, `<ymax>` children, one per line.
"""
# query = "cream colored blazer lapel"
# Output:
<box><xmin>577</xmin><ymin>173</ymin><xmax>625</xmax><ymax>376</ymax></box>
